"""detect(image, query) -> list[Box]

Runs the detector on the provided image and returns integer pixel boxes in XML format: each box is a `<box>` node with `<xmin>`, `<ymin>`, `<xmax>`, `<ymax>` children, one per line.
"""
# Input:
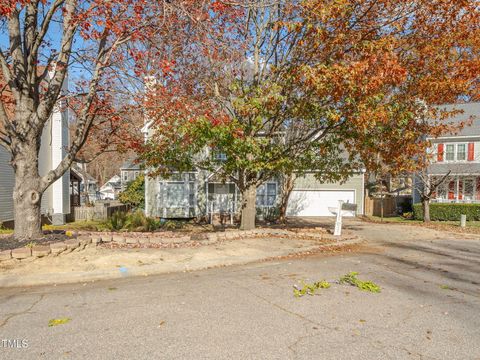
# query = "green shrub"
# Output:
<box><xmin>413</xmin><ymin>203</ymin><xmax>480</xmax><ymax>221</ymax></box>
<box><xmin>124</xmin><ymin>210</ymin><xmax>162</xmax><ymax>232</ymax></box>
<box><xmin>124</xmin><ymin>209</ymin><xmax>147</xmax><ymax>230</ymax></box>
<box><xmin>256</xmin><ymin>206</ymin><xmax>280</xmax><ymax>223</ymax></box>
<box><xmin>105</xmin><ymin>211</ymin><xmax>128</xmax><ymax>230</ymax></box>
<box><xmin>105</xmin><ymin>210</ymin><xmax>162</xmax><ymax>232</ymax></box>
<box><xmin>162</xmin><ymin>220</ymin><xmax>179</xmax><ymax>230</ymax></box>
<box><xmin>118</xmin><ymin>174</ymin><xmax>145</xmax><ymax>209</ymax></box>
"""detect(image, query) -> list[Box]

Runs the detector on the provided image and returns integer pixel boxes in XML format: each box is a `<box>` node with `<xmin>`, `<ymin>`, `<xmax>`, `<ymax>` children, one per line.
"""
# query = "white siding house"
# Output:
<box><xmin>413</xmin><ymin>102</ymin><xmax>480</xmax><ymax>204</ymax></box>
<box><xmin>0</xmin><ymin>73</ymin><xmax>70</xmax><ymax>225</ymax></box>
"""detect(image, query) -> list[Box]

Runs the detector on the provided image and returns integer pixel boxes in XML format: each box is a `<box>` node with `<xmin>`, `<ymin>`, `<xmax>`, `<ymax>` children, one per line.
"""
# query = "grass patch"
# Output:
<box><xmin>339</xmin><ymin>272</ymin><xmax>381</xmax><ymax>293</ymax></box>
<box><xmin>43</xmin><ymin>221</ymin><xmax>108</xmax><ymax>232</ymax></box>
<box><xmin>0</xmin><ymin>222</ymin><xmax>13</xmax><ymax>235</ymax></box>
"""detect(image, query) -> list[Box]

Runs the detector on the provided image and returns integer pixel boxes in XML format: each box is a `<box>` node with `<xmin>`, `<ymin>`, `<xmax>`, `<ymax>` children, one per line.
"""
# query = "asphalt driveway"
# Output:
<box><xmin>1</xmin><ymin>219</ymin><xmax>479</xmax><ymax>359</ymax></box>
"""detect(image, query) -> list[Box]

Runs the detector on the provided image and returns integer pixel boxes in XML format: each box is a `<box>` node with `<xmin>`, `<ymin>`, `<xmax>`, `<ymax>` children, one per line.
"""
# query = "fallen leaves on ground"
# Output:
<box><xmin>48</xmin><ymin>318</ymin><xmax>71</xmax><ymax>327</ymax></box>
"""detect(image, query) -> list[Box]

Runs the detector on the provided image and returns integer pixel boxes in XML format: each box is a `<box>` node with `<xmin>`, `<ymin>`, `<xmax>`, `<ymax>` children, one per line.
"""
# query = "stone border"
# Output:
<box><xmin>0</xmin><ymin>228</ymin><xmax>356</xmax><ymax>263</ymax></box>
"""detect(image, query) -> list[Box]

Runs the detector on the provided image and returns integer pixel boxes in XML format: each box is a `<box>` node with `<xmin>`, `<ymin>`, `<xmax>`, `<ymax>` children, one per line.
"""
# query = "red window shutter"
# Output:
<box><xmin>468</xmin><ymin>143</ymin><xmax>475</xmax><ymax>161</ymax></box>
<box><xmin>437</xmin><ymin>144</ymin><xmax>444</xmax><ymax>162</ymax></box>
<box><xmin>458</xmin><ymin>181</ymin><xmax>463</xmax><ymax>200</ymax></box>
<box><xmin>448</xmin><ymin>181</ymin><xmax>455</xmax><ymax>200</ymax></box>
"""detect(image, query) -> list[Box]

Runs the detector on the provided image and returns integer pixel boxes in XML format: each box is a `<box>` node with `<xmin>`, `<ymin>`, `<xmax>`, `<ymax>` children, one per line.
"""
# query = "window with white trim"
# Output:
<box><xmin>256</xmin><ymin>183</ymin><xmax>277</xmax><ymax>207</ymax></box>
<box><xmin>445</xmin><ymin>144</ymin><xmax>455</xmax><ymax>161</ymax></box>
<box><xmin>160</xmin><ymin>173</ymin><xmax>196</xmax><ymax>215</ymax></box>
<box><xmin>457</xmin><ymin>144</ymin><xmax>466</xmax><ymax>161</ymax></box>
<box><xmin>441</xmin><ymin>142</ymin><xmax>470</xmax><ymax>162</ymax></box>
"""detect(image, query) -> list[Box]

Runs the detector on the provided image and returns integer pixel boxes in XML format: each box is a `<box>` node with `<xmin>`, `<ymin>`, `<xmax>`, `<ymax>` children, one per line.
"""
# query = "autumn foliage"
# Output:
<box><xmin>135</xmin><ymin>0</ymin><xmax>479</xmax><ymax>228</ymax></box>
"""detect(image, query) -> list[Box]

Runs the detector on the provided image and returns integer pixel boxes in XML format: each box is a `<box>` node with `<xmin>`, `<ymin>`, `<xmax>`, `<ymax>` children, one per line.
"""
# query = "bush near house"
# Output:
<box><xmin>118</xmin><ymin>174</ymin><xmax>145</xmax><ymax>209</ymax></box>
<box><xmin>103</xmin><ymin>210</ymin><xmax>185</xmax><ymax>232</ymax></box>
<box><xmin>413</xmin><ymin>203</ymin><xmax>480</xmax><ymax>221</ymax></box>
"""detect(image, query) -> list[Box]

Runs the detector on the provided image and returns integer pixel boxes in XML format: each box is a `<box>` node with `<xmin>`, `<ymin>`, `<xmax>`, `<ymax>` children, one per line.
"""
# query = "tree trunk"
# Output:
<box><xmin>422</xmin><ymin>198</ymin><xmax>431</xmax><ymax>223</ymax></box>
<box><xmin>240</xmin><ymin>183</ymin><xmax>256</xmax><ymax>230</ymax></box>
<box><xmin>278</xmin><ymin>173</ymin><xmax>295</xmax><ymax>224</ymax></box>
<box><xmin>80</xmin><ymin>163</ymin><xmax>91</xmax><ymax>206</ymax></box>
<box><xmin>12</xmin><ymin>146</ymin><xmax>44</xmax><ymax>240</ymax></box>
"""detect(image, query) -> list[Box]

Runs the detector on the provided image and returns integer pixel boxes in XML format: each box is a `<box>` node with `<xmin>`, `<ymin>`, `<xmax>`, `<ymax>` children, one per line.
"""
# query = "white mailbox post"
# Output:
<box><xmin>329</xmin><ymin>201</ymin><xmax>357</xmax><ymax>236</ymax></box>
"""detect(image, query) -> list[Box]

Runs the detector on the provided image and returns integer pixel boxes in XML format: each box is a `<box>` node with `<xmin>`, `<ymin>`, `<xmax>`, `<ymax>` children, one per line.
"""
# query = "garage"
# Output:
<box><xmin>286</xmin><ymin>190</ymin><xmax>356</xmax><ymax>217</ymax></box>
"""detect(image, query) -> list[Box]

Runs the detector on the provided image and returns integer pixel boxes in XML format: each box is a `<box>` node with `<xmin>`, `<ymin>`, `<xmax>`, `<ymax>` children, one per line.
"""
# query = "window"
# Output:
<box><xmin>436</xmin><ymin>179</ymin><xmax>447</xmax><ymax>200</ymax></box>
<box><xmin>256</xmin><ymin>185</ymin><xmax>266</xmax><ymax>206</ymax></box>
<box><xmin>445</xmin><ymin>144</ymin><xmax>455</xmax><ymax>161</ymax></box>
<box><xmin>161</xmin><ymin>173</ymin><xmax>196</xmax><ymax>216</ymax></box>
<box><xmin>266</xmin><ymin>183</ymin><xmax>276</xmax><ymax>206</ymax></box>
<box><xmin>463</xmin><ymin>179</ymin><xmax>474</xmax><ymax>200</ymax></box>
<box><xmin>122</xmin><ymin>172</ymin><xmax>128</xmax><ymax>181</ymax></box>
<box><xmin>256</xmin><ymin>183</ymin><xmax>277</xmax><ymax>207</ymax></box>
<box><xmin>457</xmin><ymin>144</ymin><xmax>466</xmax><ymax>161</ymax></box>
<box><xmin>213</xmin><ymin>152</ymin><xmax>227</xmax><ymax>161</ymax></box>
<box><xmin>164</xmin><ymin>183</ymin><xmax>187</xmax><ymax>207</ymax></box>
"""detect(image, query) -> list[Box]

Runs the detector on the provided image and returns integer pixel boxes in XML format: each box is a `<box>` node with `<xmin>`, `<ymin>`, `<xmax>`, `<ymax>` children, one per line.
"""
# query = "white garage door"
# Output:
<box><xmin>287</xmin><ymin>190</ymin><xmax>356</xmax><ymax>217</ymax></box>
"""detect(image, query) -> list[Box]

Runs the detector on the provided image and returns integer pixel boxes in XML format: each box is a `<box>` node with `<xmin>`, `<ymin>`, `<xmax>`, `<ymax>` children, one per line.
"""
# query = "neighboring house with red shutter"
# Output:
<box><xmin>413</xmin><ymin>102</ymin><xmax>480</xmax><ymax>204</ymax></box>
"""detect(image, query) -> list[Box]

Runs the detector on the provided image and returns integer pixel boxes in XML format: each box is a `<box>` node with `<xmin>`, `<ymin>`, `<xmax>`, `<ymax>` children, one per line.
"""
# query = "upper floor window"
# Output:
<box><xmin>438</xmin><ymin>142</ymin><xmax>474</xmax><ymax>162</ymax></box>
<box><xmin>213</xmin><ymin>152</ymin><xmax>227</xmax><ymax>161</ymax></box>
<box><xmin>445</xmin><ymin>144</ymin><xmax>455</xmax><ymax>161</ymax></box>
<box><xmin>457</xmin><ymin>144</ymin><xmax>466</xmax><ymax>161</ymax></box>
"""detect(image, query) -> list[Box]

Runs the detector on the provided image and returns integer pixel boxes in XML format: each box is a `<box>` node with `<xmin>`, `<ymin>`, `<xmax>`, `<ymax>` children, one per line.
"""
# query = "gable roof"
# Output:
<box><xmin>436</xmin><ymin>102</ymin><xmax>480</xmax><ymax>138</ymax></box>
<box><xmin>120</xmin><ymin>159</ymin><xmax>141</xmax><ymax>171</ymax></box>
<box><xmin>71</xmin><ymin>165</ymin><xmax>97</xmax><ymax>183</ymax></box>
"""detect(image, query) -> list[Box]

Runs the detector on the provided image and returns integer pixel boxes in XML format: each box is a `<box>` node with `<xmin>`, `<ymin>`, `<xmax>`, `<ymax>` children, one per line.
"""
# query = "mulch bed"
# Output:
<box><xmin>0</xmin><ymin>231</ymin><xmax>70</xmax><ymax>251</ymax></box>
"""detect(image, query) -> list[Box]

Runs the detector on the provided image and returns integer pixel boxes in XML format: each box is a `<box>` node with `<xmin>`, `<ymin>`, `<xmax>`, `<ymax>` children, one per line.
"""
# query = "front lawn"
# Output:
<box><xmin>43</xmin><ymin>221</ymin><xmax>109</xmax><ymax>232</ymax></box>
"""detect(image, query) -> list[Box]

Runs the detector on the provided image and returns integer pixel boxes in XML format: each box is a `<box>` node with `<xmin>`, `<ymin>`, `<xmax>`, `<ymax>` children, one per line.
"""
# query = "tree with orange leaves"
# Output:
<box><xmin>0</xmin><ymin>0</ymin><xmax>216</xmax><ymax>239</ymax></box>
<box><xmin>139</xmin><ymin>0</ymin><xmax>479</xmax><ymax>229</ymax></box>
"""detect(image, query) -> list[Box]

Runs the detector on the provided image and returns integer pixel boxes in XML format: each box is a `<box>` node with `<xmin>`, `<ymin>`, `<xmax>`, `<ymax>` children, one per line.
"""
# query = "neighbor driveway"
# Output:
<box><xmin>0</xmin><ymin>219</ymin><xmax>479</xmax><ymax>359</ymax></box>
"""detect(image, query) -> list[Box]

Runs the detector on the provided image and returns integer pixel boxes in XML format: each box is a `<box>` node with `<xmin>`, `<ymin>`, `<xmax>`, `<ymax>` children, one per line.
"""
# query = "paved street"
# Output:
<box><xmin>1</xmin><ymin>220</ymin><xmax>480</xmax><ymax>359</ymax></box>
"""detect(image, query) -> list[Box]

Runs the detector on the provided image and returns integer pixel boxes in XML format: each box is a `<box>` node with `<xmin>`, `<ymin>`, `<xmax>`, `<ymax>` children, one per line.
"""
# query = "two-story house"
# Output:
<box><xmin>120</xmin><ymin>160</ymin><xmax>142</xmax><ymax>191</ymax></box>
<box><xmin>413</xmin><ymin>102</ymin><xmax>480</xmax><ymax>204</ymax></box>
<box><xmin>142</xmin><ymin>123</ymin><xmax>365</xmax><ymax>219</ymax></box>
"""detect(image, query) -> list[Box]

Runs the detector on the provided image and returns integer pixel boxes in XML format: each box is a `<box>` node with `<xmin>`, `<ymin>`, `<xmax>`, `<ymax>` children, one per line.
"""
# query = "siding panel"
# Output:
<box><xmin>0</xmin><ymin>145</ymin><xmax>14</xmax><ymax>222</ymax></box>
